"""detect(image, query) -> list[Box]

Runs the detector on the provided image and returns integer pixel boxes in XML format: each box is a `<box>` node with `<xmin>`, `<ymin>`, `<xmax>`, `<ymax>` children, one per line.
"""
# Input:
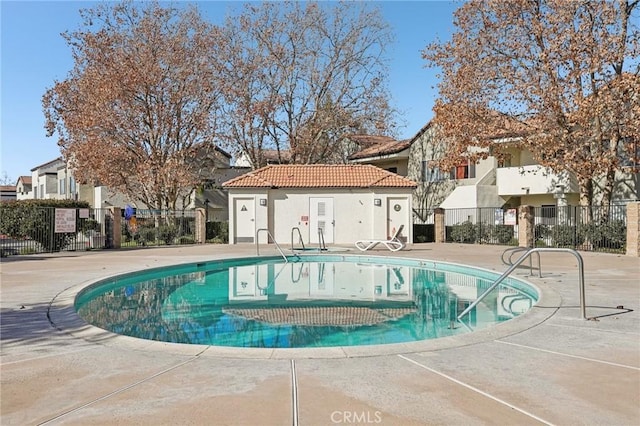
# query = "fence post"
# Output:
<box><xmin>434</xmin><ymin>208</ymin><xmax>445</xmax><ymax>243</ymax></box>
<box><xmin>195</xmin><ymin>208</ymin><xmax>206</xmax><ymax>244</ymax></box>
<box><xmin>626</xmin><ymin>202</ymin><xmax>640</xmax><ymax>257</ymax></box>
<box><xmin>110</xmin><ymin>207</ymin><xmax>121</xmax><ymax>249</ymax></box>
<box><xmin>518</xmin><ymin>205</ymin><xmax>534</xmax><ymax>248</ymax></box>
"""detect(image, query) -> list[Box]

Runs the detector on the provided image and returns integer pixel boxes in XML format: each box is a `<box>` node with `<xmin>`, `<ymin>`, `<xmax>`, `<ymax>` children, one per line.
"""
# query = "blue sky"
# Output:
<box><xmin>0</xmin><ymin>0</ymin><xmax>459</xmax><ymax>183</ymax></box>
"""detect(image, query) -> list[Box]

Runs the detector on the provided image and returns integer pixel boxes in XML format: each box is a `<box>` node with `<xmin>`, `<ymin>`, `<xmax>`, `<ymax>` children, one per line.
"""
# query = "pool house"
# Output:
<box><xmin>222</xmin><ymin>164</ymin><xmax>418</xmax><ymax>246</ymax></box>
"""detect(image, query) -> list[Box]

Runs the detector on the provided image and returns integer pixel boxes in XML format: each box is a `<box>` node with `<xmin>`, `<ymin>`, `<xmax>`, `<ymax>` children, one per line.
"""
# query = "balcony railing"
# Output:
<box><xmin>496</xmin><ymin>165</ymin><xmax>578</xmax><ymax>196</ymax></box>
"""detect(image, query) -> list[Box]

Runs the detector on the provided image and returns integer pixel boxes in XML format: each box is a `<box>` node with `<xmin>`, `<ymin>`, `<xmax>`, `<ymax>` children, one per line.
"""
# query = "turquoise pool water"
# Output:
<box><xmin>75</xmin><ymin>255</ymin><xmax>538</xmax><ymax>348</ymax></box>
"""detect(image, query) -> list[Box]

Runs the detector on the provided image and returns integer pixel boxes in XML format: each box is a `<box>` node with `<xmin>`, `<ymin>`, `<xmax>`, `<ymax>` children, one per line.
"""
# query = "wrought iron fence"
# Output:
<box><xmin>120</xmin><ymin>209</ymin><xmax>197</xmax><ymax>248</ymax></box>
<box><xmin>413</xmin><ymin>208</ymin><xmax>435</xmax><ymax>243</ymax></box>
<box><xmin>444</xmin><ymin>207</ymin><xmax>519</xmax><ymax>246</ymax></box>
<box><xmin>0</xmin><ymin>207</ymin><xmax>112</xmax><ymax>256</ymax></box>
<box><xmin>533</xmin><ymin>205</ymin><xmax>627</xmax><ymax>253</ymax></box>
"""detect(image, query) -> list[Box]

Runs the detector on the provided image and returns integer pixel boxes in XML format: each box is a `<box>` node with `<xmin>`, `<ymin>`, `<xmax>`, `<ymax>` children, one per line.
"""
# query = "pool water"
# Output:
<box><xmin>75</xmin><ymin>255</ymin><xmax>538</xmax><ymax>348</ymax></box>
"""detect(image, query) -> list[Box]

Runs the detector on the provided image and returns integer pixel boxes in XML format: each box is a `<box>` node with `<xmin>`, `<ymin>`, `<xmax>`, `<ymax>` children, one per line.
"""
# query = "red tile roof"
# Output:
<box><xmin>346</xmin><ymin>134</ymin><xmax>397</xmax><ymax>148</ymax></box>
<box><xmin>222</xmin><ymin>164</ymin><xmax>417</xmax><ymax>189</ymax></box>
<box><xmin>18</xmin><ymin>176</ymin><xmax>32</xmax><ymax>185</ymax></box>
<box><xmin>349</xmin><ymin>138</ymin><xmax>411</xmax><ymax>160</ymax></box>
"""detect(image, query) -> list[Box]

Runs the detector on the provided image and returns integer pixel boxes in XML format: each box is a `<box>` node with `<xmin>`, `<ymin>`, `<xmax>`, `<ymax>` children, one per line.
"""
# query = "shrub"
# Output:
<box><xmin>176</xmin><ymin>235</ymin><xmax>195</xmax><ymax>245</ymax></box>
<box><xmin>206</xmin><ymin>221</ymin><xmax>229</xmax><ymax>243</ymax></box>
<box><xmin>581</xmin><ymin>220</ymin><xmax>626</xmax><ymax>250</ymax></box>
<box><xmin>135</xmin><ymin>225</ymin><xmax>157</xmax><ymax>246</ymax></box>
<box><xmin>0</xmin><ymin>199</ymin><xmax>91</xmax><ymax>252</ymax></box>
<box><xmin>551</xmin><ymin>224</ymin><xmax>583</xmax><ymax>247</ymax></box>
<box><xmin>80</xmin><ymin>218</ymin><xmax>101</xmax><ymax>236</ymax></box>
<box><xmin>534</xmin><ymin>224</ymin><xmax>550</xmax><ymax>241</ymax></box>
<box><xmin>490</xmin><ymin>225</ymin><xmax>514</xmax><ymax>244</ymax></box>
<box><xmin>449</xmin><ymin>221</ymin><xmax>477</xmax><ymax>243</ymax></box>
<box><xmin>157</xmin><ymin>224</ymin><xmax>179</xmax><ymax>245</ymax></box>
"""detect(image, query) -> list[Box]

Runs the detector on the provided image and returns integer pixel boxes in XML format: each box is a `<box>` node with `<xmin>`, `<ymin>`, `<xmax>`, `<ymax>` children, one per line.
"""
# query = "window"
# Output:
<box><xmin>69</xmin><ymin>177</ymin><xmax>76</xmax><ymax>194</ymax></box>
<box><xmin>540</xmin><ymin>205</ymin><xmax>556</xmax><ymax>225</ymax></box>
<box><xmin>619</xmin><ymin>138</ymin><xmax>639</xmax><ymax>171</ymax></box>
<box><xmin>39</xmin><ymin>184</ymin><xmax>44</xmax><ymax>199</ymax></box>
<box><xmin>450</xmin><ymin>161</ymin><xmax>476</xmax><ymax>180</ymax></box>
<box><xmin>497</xmin><ymin>155</ymin><xmax>512</xmax><ymax>168</ymax></box>
<box><xmin>59</xmin><ymin>178</ymin><xmax>66</xmax><ymax>195</ymax></box>
<box><xmin>421</xmin><ymin>161</ymin><xmax>448</xmax><ymax>182</ymax></box>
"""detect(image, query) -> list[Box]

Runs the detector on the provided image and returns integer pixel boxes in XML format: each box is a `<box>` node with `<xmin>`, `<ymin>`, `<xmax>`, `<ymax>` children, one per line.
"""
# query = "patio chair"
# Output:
<box><xmin>355</xmin><ymin>225</ymin><xmax>406</xmax><ymax>252</ymax></box>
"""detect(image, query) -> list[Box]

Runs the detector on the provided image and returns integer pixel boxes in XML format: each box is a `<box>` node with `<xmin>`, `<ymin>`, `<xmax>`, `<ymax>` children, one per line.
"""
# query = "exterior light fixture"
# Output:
<box><xmin>374</xmin><ymin>198</ymin><xmax>382</xmax><ymax>206</ymax></box>
<box><xmin>260</xmin><ymin>198</ymin><xmax>267</xmax><ymax>206</ymax></box>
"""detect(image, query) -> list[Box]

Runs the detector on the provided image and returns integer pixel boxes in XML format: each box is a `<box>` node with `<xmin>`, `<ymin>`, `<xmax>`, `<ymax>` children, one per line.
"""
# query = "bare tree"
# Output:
<box><xmin>43</xmin><ymin>1</ymin><xmax>224</xmax><ymax>210</ymax></box>
<box><xmin>0</xmin><ymin>172</ymin><xmax>15</xmax><ymax>186</ymax></box>
<box><xmin>423</xmin><ymin>0</ymin><xmax>639</xmax><ymax>206</ymax></box>
<box><xmin>215</xmin><ymin>1</ymin><xmax>396</xmax><ymax>169</ymax></box>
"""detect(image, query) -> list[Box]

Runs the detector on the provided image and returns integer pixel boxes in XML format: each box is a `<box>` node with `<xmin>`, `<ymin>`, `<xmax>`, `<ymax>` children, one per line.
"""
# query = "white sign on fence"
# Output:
<box><xmin>55</xmin><ymin>209</ymin><xmax>77</xmax><ymax>233</ymax></box>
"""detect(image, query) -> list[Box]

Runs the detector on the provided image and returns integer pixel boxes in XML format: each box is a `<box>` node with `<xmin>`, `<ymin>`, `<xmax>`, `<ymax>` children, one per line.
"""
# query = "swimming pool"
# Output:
<box><xmin>75</xmin><ymin>255</ymin><xmax>538</xmax><ymax>348</ymax></box>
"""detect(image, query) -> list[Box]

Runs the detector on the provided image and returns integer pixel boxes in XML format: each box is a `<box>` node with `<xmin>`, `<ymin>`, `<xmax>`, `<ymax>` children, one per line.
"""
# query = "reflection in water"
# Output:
<box><xmin>76</xmin><ymin>260</ymin><xmax>536</xmax><ymax>348</ymax></box>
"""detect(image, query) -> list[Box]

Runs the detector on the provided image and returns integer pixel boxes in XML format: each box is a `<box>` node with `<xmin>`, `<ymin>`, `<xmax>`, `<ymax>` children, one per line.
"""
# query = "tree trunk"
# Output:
<box><xmin>578</xmin><ymin>176</ymin><xmax>594</xmax><ymax>207</ymax></box>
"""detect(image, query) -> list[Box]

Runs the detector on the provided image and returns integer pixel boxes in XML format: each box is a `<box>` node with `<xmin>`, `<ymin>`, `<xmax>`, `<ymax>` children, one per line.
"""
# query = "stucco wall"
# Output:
<box><xmin>228</xmin><ymin>188</ymin><xmax>414</xmax><ymax>246</ymax></box>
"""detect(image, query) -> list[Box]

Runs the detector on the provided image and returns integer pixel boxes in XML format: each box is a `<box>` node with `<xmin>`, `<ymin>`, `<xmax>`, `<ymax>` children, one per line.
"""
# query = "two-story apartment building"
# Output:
<box><xmin>346</xmin><ymin>122</ymin><xmax>639</xmax><ymax>218</ymax></box>
<box><xmin>20</xmin><ymin>147</ymin><xmax>248</xmax><ymax>221</ymax></box>
<box><xmin>29</xmin><ymin>157</ymin><xmax>78</xmax><ymax>201</ymax></box>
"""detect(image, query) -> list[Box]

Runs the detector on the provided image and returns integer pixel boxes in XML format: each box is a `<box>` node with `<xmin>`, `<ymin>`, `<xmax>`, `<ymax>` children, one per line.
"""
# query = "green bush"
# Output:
<box><xmin>581</xmin><ymin>220</ymin><xmax>626</xmax><ymax>250</ymax></box>
<box><xmin>0</xmin><ymin>199</ymin><xmax>91</xmax><ymax>252</ymax></box>
<box><xmin>449</xmin><ymin>221</ymin><xmax>477</xmax><ymax>243</ymax></box>
<box><xmin>535</xmin><ymin>224</ymin><xmax>550</xmax><ymax>241</ymax></box>
<box><xmin>135</xmin><ymin>225</ymin><xmax>157</xmax><ymax>246</ymax></box>
<box><xmin>552</xmin><ymin>224</ymin><xmax>583</xmax><ymax>247</ymax></box>
<box><xmin>80</xmin><ymin>218</ymin><xmax>101</xmax><ymax>236</ymax></box>
<box><xmin>157</xmin><ymin>224</ymin><xmax>179</xmax><ymax>245</ymax></box>
<box><xmin>206</xmin><ymin>221</ymin><xmax>229</xmax><ymax>243</ymax></box>
<box><xmin>490</xmin><ymin>225</ymin><xmax>514</xmax><ymax>244</ymax></box>
<box><xmin>176</xmin><ymin>235</ymin><xmax>195</xmax><ymax>245</ymax></box>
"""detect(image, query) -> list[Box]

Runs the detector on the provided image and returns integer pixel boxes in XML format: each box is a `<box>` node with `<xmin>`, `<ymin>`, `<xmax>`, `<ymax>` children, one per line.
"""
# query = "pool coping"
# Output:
<box><xmin>47</xmin><ymin>254</ymin><xmax>561</xmax><ymax>359</ymax></box>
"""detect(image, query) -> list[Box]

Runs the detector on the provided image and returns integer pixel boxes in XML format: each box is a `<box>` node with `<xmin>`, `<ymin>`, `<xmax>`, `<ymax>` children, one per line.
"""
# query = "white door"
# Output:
<box><xmin>387</xmin><ymin>197</ymin><xmax>408</xmax><ymax>242</ymax></box>
<box><xmin>309</xmin><ymin>197</ymin><xmax>334</xmax><ymax>244</ymax></box>
<box><xmin>234</xmin><ymin>198</ymin><xmax>255</xmax><ymax>243</ymax></box>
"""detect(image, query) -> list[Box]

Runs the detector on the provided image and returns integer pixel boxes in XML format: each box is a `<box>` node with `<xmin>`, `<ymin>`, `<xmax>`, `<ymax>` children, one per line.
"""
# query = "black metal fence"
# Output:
<box><xmin>120</xmin><ymin>209</ymin><xmax>197</xmax><ymax>248</ymax></box>
<box><xmin>413</xmin><ymin>208</ymin><xmax>435</xmax><ymax>243</ymax></box>
<box><xmin>0</xmin><ymin>207</ymin><xmax>112</xmax><ymax>256</ymax></box>
<box><xmin>413</xmin><ymin>204</ymin><xmax>629</xmax><ymax>253</ymax></box>
<box><xmin>533</xmin><ymin>205</ymin><xmax>627</xmax><ymax>253</ymax></box>
<box><xmin>444</xmin><ymin>207</ymin><xmax>519</xmax><ymax>246</ymax></box>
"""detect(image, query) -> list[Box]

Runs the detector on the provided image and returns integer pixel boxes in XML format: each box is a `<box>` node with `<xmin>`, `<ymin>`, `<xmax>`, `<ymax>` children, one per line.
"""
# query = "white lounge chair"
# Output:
<box><xmin>355</xmin><ymin>225</ymin><xmax>406</xmax><ymax>252</ymax></box>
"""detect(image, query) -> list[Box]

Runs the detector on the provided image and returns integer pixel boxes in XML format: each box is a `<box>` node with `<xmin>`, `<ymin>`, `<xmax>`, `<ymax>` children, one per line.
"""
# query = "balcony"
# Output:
<box><xmin>496</xmin><ymin>165</ymin><xmax>578</xmax><ymax>196</ymax></box>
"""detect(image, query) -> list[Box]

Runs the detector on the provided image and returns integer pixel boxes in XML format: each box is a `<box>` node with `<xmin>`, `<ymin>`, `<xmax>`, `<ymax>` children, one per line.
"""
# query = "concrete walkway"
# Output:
<box><xmin>1</xmin><ymin>243</ymin><xmax>638</xmax><ymax>425</ymax></box>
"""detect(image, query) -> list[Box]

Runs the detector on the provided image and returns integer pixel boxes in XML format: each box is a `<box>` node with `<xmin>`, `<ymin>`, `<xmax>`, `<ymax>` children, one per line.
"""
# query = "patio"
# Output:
<box><xmin>1</xmin><ymin>243</ymin><xmax>638</xmax><ymax>425</ymax></box>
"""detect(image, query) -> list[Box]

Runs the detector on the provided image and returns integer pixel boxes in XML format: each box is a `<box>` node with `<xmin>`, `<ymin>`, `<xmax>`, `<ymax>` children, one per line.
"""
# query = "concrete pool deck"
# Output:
<box><xmin>1</xmin><ymin>243</ymin><xmax>638</xmax><ymax>425</ymax></box>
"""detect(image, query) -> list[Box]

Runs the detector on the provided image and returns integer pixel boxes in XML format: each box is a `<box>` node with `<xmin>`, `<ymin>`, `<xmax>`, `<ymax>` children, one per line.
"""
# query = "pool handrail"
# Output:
<box><xmin>501</xmin><ymin>246</ymin><xmax>542</xmax><ymax>278</ymax></box>
<box><xmin>256</xmin><ymin>228</ymin><xmax>288</xmax><ymax>263</ymax></box>
<box><xmin>318</xmin><ymin>227</ymin><xmax>327</xmax><ymax>251</ymax></box>
<box><xmin>291</xmin><ymin>227</ymin><xmax>306</xmax><ymax>252</ymax></box>
<box><xmin>457</xmin><ymin>247</ymin><xmax>586</xmax><ymax>321</ymax></box>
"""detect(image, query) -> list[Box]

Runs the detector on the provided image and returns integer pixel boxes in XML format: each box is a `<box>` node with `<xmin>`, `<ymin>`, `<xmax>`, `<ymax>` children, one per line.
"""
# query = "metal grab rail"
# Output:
<box><xmin>291</xmin><ymin>227</ymin><xmax>306</xmax><ymax>251</ymax></box>
<box><xmin>256</xmin><ymin>228</ymin><xmax>288</xmax><ymax>263</ymax></box>
<box><xmin>318</xmin><ymin>228</ymin><xmax>327</xmax><ymax>251</ymax></box>
<box><xmin>458</xmin><ymin>248</ymin><xmax>586</xmax><ymax>321</ymax></box>
<box><xmin>501</xmin><ymin>246</ymin><xmax>542</xmax><ymax>277</ymax></box>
